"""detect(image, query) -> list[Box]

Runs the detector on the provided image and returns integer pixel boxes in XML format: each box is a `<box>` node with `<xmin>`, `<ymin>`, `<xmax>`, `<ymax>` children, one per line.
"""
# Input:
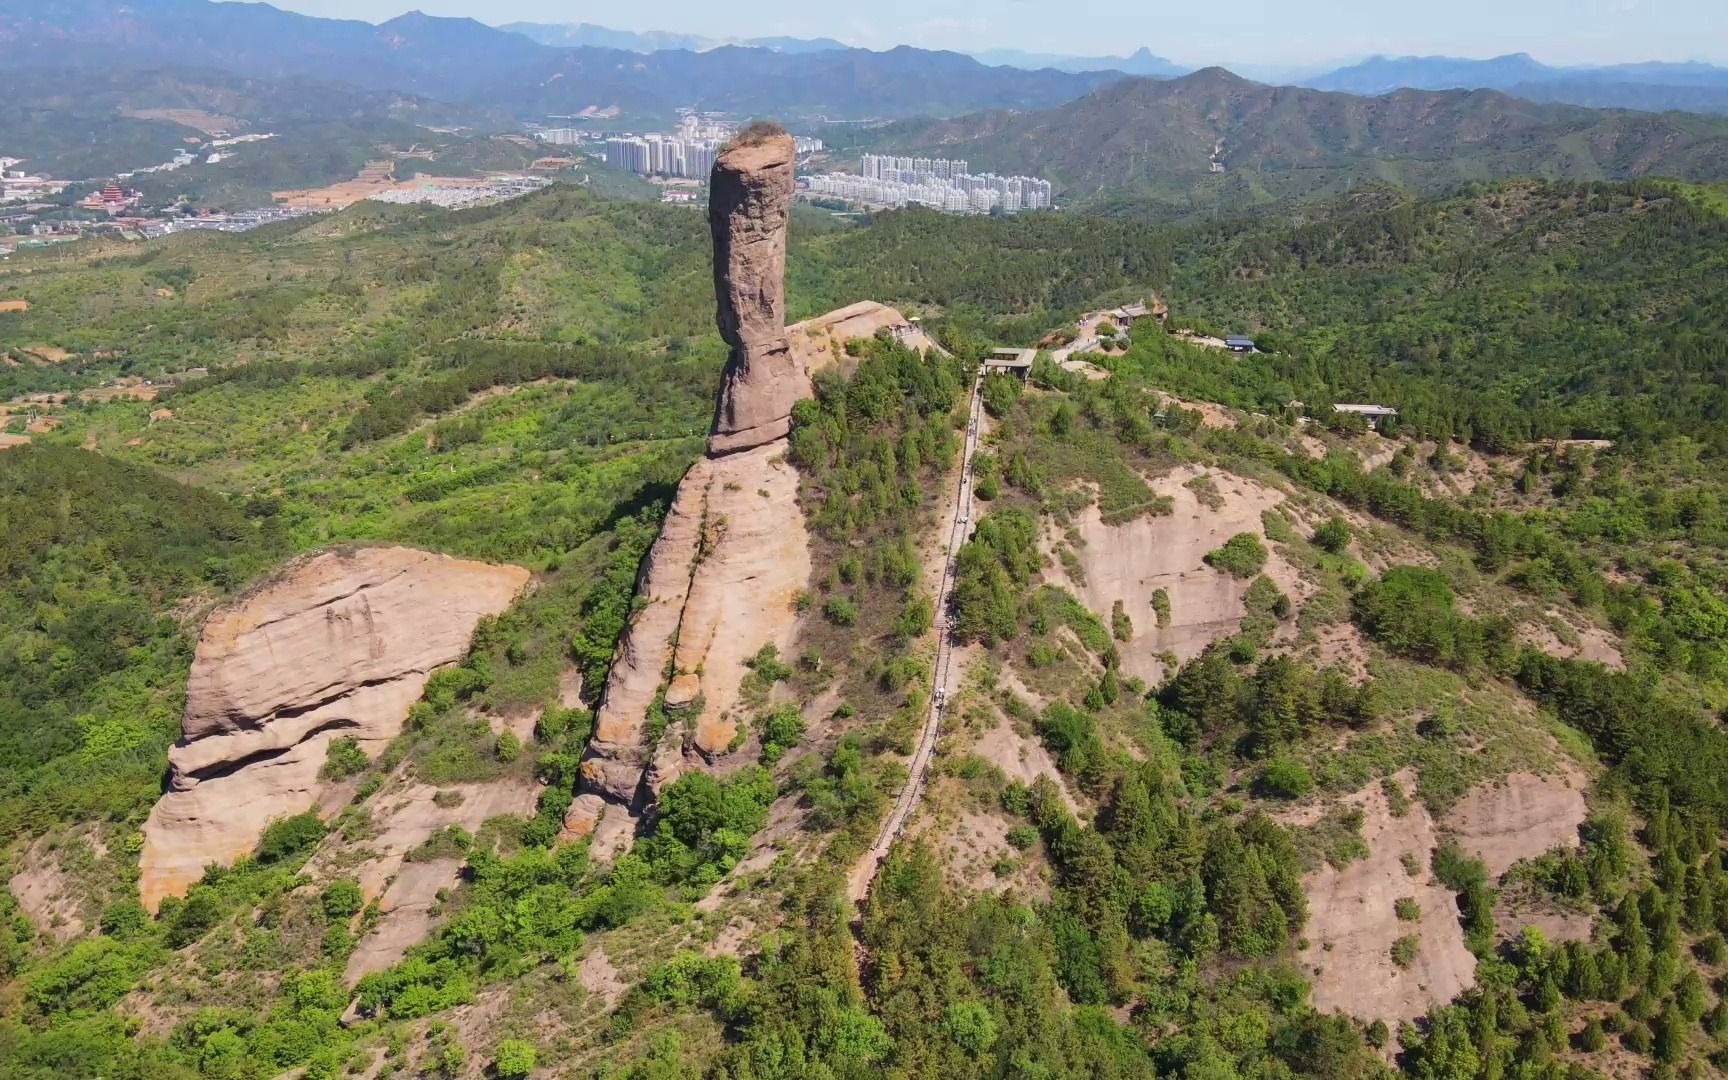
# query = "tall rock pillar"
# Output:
<box><xmin>562</xmin><ymin>123</ymin><xmax>935</xmax><ymax>851</ymax></box>
<box><xmin>707</xmin><ymin>126</ymin><xmax>809</xmax><ymax>455</ymax></box>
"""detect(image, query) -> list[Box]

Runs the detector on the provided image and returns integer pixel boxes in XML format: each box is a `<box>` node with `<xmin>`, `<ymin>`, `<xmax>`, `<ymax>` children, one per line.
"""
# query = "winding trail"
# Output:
<box><xmin>847</xmin><ymin>371</ymin><xmax>984</xmax><ymax>906</ymax></box>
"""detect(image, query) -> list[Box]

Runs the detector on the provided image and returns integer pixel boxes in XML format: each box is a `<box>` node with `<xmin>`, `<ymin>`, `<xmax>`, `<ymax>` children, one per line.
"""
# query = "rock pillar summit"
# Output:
<box><xmin>707</xmin><ymin>127</ymin><xmax>810</xmax><ymax>455</ymax></box>
<box><xmin>561</xmin><ymin>124</ymin><xmax>936</xmax><ymax>849</ymax></box>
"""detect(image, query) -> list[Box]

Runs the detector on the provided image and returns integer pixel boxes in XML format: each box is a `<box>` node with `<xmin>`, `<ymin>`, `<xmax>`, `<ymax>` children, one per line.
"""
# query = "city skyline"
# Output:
<box><xmin>254</xmin><ymin>0</ymin><xmax>1728</xmax><ymax>69</ymax></box>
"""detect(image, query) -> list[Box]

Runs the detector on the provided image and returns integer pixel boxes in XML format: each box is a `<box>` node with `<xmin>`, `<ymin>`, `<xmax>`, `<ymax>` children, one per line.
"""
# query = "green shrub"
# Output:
<box><xmin>758</xmin><ymin>704</ymin><xmax>806</xmax><ymax>765</ymax></box>
<box><xmin>1258</xmin><ymin>757</ymin><xmax>1314</xmax><ymax>799</ymax></box>
<box><xmin>893</xmin><ymin>593</ymin><xmax>934</xmax><ymax>644</ymax></box>
<box><xmin>321</xmin><ymin>737</ymin><xmax>370</xmax><ymax>780</ymax></box>
<box><xmin>823</xmin><ymin>595</ymin><xmax>859</xmax><ymax>627</ymax></box>
<box><xmin>1313</xmin><ymin>516</ymin><xmax>1352</xmax><ymax>553</ymax></box>
<box><xmin>1390</xmin><ymin>935</ymin><xmax>1419</xmax><ymax>967</ymax></box>
<box><xmin>745</xmin><ymin>644</ymin><xmax>794</xmax><ymax>683</ymax></box>
<box><xmin>1394</xmin><ymin>897</ymin><xmax>1421</xmax><ymax>922</ymax></box>
<box><xmin>322</xmin><ymin>879</ymin><xmax>364</xmax><ymax>920</ymax></box>
<box><xmin>1204</xmin><ymin>533</ymin><xmax>1268</xmax><ymax>579</ymax></box>
<box><xmin>256</xmin><ymin>811</ymin><xmax>326</xmax><ymax>865</ymax></box>
<box><xmin>493</xmin><ymin>1039</ymin><xmax>536</xmax><ymax>1079</ymax></box>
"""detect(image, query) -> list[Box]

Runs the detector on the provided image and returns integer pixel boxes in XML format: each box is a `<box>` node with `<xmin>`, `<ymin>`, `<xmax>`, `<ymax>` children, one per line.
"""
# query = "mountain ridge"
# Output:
<box><xmin>1306</xmin><ymin>51</ymin><xmax>1728</xmax><ymax>112</ymax></box>
<box><xmin>858</xmin><ymin>68</ymin><xmax>1728</xmax><ymax>215</ymax></box>
<box><xmin>0</xmin><ymin>0</ymin><xmax>1122</xmax><ymax>120</ymax></box>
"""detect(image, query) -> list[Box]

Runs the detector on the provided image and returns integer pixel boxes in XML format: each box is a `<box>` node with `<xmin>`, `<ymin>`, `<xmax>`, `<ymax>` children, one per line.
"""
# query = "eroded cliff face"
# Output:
<box><xmin>563</xmin><ymin>129</ymin><xmax>933</xmax><ymax>840</ymax></box>
<box><xmin>138</xmin><ymin>546</ymin><xmax>529</xmax><ymax>911</ymax></box>
<box><xmin>707</xmin><ymin>130</ymin><xmax>809</xmax><ymax>456</ymax></box>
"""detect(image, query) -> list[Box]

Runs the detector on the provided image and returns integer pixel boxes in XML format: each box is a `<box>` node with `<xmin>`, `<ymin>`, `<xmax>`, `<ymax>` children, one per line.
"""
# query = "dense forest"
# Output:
<box><xmin>1</xmin><ymin>170</ymin><xmax>1728</xmax><ymax>1078</ymax></box>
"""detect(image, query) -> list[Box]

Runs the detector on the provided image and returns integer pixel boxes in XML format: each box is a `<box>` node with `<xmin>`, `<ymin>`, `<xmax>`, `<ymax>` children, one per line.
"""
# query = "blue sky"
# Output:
<box><xmin>265</xmin><ymin>0</ymin><xmax>1728</xmax><ymax>68</ymax></box>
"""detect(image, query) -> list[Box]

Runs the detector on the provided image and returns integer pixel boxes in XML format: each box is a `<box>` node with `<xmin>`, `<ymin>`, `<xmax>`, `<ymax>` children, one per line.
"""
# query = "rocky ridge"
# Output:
<box><xmin>137</xmin><ymin>545</ymin><xmax>529</xmax><ymax>911</ymax></box>
<box><xmin>563</xmin><ymin>130</ymin><xmax>933</xmax><ymax>840</ymax></box>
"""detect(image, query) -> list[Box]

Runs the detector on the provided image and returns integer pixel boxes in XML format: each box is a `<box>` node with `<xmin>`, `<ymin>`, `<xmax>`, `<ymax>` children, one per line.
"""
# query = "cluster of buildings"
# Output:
<box><xmin>0</xmin><ymin>158</ymin><xmax>69</xmax><ymax>202</ymax></box>
<box><xmin>801</xmin><ymin>154</ymin><xmax>1054</xmax><ymax>214</ymax></box>
<box><xmin>598</xmin><ymin>114</ymin><xmax>825</xmax><ymax>181</ymax></box>
<box><xmin>141</xmin><ymin>206</ymin><xmax>330</xmax><ymax>236</ymax></box>
<box><xmin>603</xmin><ymin>134</ymin><xmax>724</xmax><ymax>180</ymax></box>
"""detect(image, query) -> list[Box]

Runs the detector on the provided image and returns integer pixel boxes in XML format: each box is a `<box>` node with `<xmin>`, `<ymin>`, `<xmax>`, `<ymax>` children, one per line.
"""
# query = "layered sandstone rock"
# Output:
<box><xmin>564</xmin><ymin>307</ymin><xmax>935</xmax><ymax>842</ymax></box>
<box><xmin>138</xmin><ymin>546</ymin><xmax>528</xmax><ymax>911</ymax></box>
<box><xmin>563</xmin><ymin>127</ymin><xmax>935</xmax><ymax>841</ymax></box>
<box><xmin>708</xmin><ymin>128</ymin><xmax>807</xmax><ymax>455</ymax></box>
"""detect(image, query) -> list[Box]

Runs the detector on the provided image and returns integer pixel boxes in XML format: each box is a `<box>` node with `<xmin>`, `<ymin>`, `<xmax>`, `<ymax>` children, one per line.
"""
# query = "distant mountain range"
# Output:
<box><xmin>0</xmin><ymin>0</ymin><xmax>1119</xmax><ymax>120</ymax></box>
<box><xmin>968</xmin><ymin>46</ymin><xmax>1186</xmax><ymax>76</ymax></box>
<box><xmin>498</xmin><ymin>21</ymin><xmax>1185</xmax><ymax>77</ymax></box>
<box><xmin>864</xmin><ymin>68</ymin><xmax>1728</xmax><ymax>216</ymax></box>
<box><xmin>1305</xmin><ymin>53</ymin><xmax>1728</xmax><ymax>113</ymax></box>
<box><xmin>499</xmin><ymin>21</ymin><xmax>847</xmax><ymax>55</ymax></box>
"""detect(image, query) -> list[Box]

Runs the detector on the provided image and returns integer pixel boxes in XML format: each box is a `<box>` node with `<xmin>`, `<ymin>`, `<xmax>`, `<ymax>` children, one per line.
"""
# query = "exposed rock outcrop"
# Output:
<box><xmin>708</xmin><ymin>128</ymin><xmax>807</xmax><ymax>455</ymax></box>
<box><xmin>563</xmin><ymin>127</ymin><xmax>934</xmax><ymax>841</ymax></box>
<box><xmin>316</xmin><ymin>772</ymin><xmax>541</xmax><ymax>982</ymax></box>
<box><xmin>138</xmin><ymin>545</ymin><xmax>529</xmax><ymax>911</ymax></box>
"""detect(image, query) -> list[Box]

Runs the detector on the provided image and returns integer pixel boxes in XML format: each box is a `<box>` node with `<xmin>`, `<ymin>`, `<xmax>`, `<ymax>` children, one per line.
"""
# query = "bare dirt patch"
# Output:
<box><xmin>1059</xmin><ymin>358</ymin><xmax>1111</xmax><ymax>381</ymax></box>
<box><xmin>1496</xmin><ymin>892</ymin><xmax>1593</xmax><ymax>946</ymax></box>
<box><xmin>1314</xmin><ymin>623</ymin><xmax>1371</xmax><ymax>682</ymax></box>
<box><xmin>0</xmin><ymin>299</ymin><xmax>29</xmax><ymax>313</ymax></box>
<box><xmin>1351</xmin><ymin>432</ymin><xmax>1399</xmax><ymax>472</ymax></box>
<box><xmin>972</xmin><ymin>715</ymin><xmax>1080</xmax><ymax>814</ymax></box>
<box><xmin>1299</xmin><ymin>773</ymin><xmax>1477</xmax><ymax>1027</ymax></box>
<box><xmin>1518</xmin><ymin>614</ymin><xmax>1624</xmax><ymax>671</ymax></box>
<box><xmin>1442</xmin><ymin>771</ymin><xmax>1587</xmax><ymax>878</ymax></box>
<box><xmin>21</xmin><ymin>344</ymin><xmax>72</xmax><ymax>363</ymax></box>
<box><xmin>577</xmin><ymin>944</ymin><xmax>628</xmax><ymax>1005</ymax></box>
<box><xmin>1154</xmin><ymin>390</ymin><xmax>1237</xmax><ymax>430</ymax></box>
<box><xmin>1059</xmin><ymin>465</ymin><xmax>1303</xmax><ymax>683</ymax></box>
<box><xmin>8</xmin><ymin>839</ymin><xmax>89</xmax><ymax>941</ymax></box>
<box><xmin>929</xmin><ymin>807</ymin><xmax>1016</xmax><ymax>891</ymax></box>
<box><xmin>123</xmin><ymin>108</ymin><xmax>240</xmax><ymax>134</ymax></box>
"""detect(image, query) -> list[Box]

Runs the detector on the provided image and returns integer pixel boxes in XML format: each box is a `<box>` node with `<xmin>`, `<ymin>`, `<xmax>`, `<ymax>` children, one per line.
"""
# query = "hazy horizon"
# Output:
<box><xmin>248</xmin><ymin>0</ymin><xmax>1728</xmax><ymax>69</ymax></box>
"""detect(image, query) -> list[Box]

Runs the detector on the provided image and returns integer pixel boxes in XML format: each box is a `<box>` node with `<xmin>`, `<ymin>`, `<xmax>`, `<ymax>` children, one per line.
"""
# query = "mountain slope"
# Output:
<box><xmin>866</xmin><ymin>68</ymin><xmax>1728</xmax><ymax>214</ymax></box>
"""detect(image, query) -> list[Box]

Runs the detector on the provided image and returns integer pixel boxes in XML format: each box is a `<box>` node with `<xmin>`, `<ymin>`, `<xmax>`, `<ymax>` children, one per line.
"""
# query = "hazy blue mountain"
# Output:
<box><xmin>499</xmin><ymin>21</ymin><xmax>846</xmax><ymax>55</ymax></box>
<box><xmin>970</xmin><ymin>45</ymin><xmax>1184</xmax><ymax>76</ymax></box>
<box><xmin>744</xmin><ymin>35</ymin><xmax>849</xmax><ymax>54</ymax></box>
<box><xmin>1306</xmin><ymin>53</ymin><xmax>1554</xmax><ymax>94</ymax></box>
<box><xmin>0</xmin><ymin>0</ymin><xmax>1117</xmax><ymax>120</ymax></box>
<box><xmin>498</xmin><ymin>21</ymin><xmax>710</xmax><ymax>52</ymax></box>
<box><xmin>1306</xmin><ymin>52</ymin><xmax>1728</xmax><ymax>113</ymax></box>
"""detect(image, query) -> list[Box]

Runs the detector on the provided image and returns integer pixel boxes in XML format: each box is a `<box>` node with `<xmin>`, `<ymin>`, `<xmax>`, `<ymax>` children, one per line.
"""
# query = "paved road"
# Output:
<box><xmin>849</xmin><ymin>372</ymin><xmax>984</xmax><ymax>903</ymax></box>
